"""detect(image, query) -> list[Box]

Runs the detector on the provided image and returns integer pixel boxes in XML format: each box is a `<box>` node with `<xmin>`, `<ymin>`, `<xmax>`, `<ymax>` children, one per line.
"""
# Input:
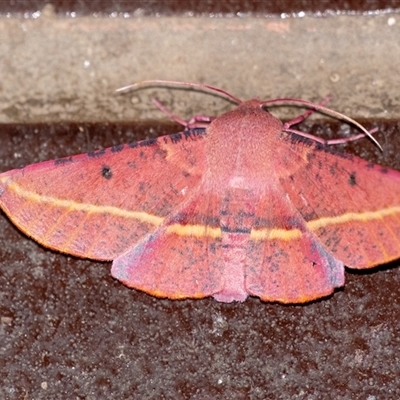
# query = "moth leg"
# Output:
<box><xmin>282</xmin><ymin>92</ymin><xmax>378</xmax><ymax>146</ymax></box>
<box><xmin>283</xmin><ymin>129</ymin><xmax>373</xmax><ymax>146</ymax></box>
<box><xmin>152</xmin><ymin>98</ymin><xmax>214</xmax><ymax>130</ymax></box>
<box><xmin>152</xmin><ymin>98</ymin><xmax>188</xmax><ymax>127</ymax></box>
<box><xmin>284</xmin><ymin>95</ymin><xmax>331</xmax><ymax>128</ymax></box>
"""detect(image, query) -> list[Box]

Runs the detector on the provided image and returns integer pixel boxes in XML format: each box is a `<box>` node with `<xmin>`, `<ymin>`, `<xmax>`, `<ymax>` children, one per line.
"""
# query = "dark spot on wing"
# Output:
<box><xmin>204</xmin><ymin>216</ymin><xmax>220</xmax><ymax>226</ymax></box>
<box><xmin>128</xmin><ymin>138</ymin><xmax>152</xmax><ymax>148</ymax></box>
<box><xmin>184</xmin><ymin>128</ymin><xmax>207</xmax><ymax>138</ymax></box>
<box><xmin>285</xmin><ymin>131</ymin><xmax>315</xmax><ymax>147</ymax></box>
<box><xmin>348</xmin><ymin>172</ymin><xmax>357</xmax><ymax>186</ymax></box>
<box><xmin>172</xmin><ymin>212</ymin><xmax>220</xmax><ymax>228</ymax></box>
<box><xmin>380</xmin><ymin>167</ymin><xmax>389</xmax><ymax>174</ymax></box>
<box><xmin>302</xmin><ymin>211</ymin><xmax>319</xmax><ymax>222</ymax></box>
<box><xmin>54</xmin><ymin>157</ymin><xmax>73</xmax><ymax>165</ymax></box>
<box><xmin>253</xmin><ymin>217</ymin><xmax>270</xmax><ymax>228</ymax></box>
<box><xmin>153</xmin><ymin>147</ymin><xmax>168</xmax><ymax>160</ymax></box>
<box><xmin>101</xmin><ymin>165</ymin><xmax>113</xmax><ymax>180</ymax></box>
<box><xmin>221</xmin><ymin>225</ymin><xmax>251</xmax><ymax>234</ymax></box>
<box><xmin>209</xmin><ymin>242</ymin><xmax>217</xmax><ymax>254</ymax></box>
<box><xmin>128</xmin><ymin>137</ymin><xmax>158</xmax><ymax>149</ymax></box>
<box><xmin>88</xmin><ymin>148</ymin><xmax>106</xmax><ymax>158</ymax></box>
<box><xmin>128</xmin><ymin>141</ymin><xmax>138</xmax><ymax>149</ymax></box>
<box><xmin>286</xmin><ymin>216</ymin><xmax>306</xmax><ymax>230</ymax></box>
<box><xmin>139</xmin><ymin>138</ymin><xmax>158</xmax><ymax>147</ymax></box>
<box><xmin>111</xmin><ymin>144</ymin><xmax>124</xmax><ymax>153</ymax></box>
<box><xmin>170</xmin><ymin>133</ymin><xmax>182</xmax><ymax>144</ymax></box>
<box><xmin>306</xmin><ymin>151</ymin><xmax>316</xmax><ymax>163</ymax></box>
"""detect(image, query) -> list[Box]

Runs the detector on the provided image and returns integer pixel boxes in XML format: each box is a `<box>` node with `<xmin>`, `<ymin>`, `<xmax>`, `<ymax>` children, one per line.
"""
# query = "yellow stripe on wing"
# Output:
<box><xmin>3</xmin><ymin>178</ymin><xmax>400</xmax><ymax>241</ymax></box>
<box><xmin>250</xmin><ymin>206</ymin><xmax>400</xmax><ymax>241</ymax></box>
<box><xmin>2</xmin><ymin>180</ymin><xmax>164</xmax><ymax>227</ymax></box>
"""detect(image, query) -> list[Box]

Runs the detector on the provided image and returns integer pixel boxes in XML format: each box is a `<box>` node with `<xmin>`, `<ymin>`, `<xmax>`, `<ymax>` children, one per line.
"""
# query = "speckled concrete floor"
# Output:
<box><xmin>1</xmin><ymin>9</ymin><xmax>400</xmax><ymax>399</ymax></box>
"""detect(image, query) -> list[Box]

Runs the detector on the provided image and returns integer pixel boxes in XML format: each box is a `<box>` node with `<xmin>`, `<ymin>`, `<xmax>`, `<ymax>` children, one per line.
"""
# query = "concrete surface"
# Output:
<box><xmin>1</xmin><ymin>8</ymin><xmax>400</xmax><ymax>123</ymax></box>
<box><xmin>0</xmin><ymin>8</ymin><xmax>400</xmax><ymax>399</ymax></box>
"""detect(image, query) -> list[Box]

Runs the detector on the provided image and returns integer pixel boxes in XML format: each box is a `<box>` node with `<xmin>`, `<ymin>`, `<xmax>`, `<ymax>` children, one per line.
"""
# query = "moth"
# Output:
<box><xmin>1</xmin><ymin>80</ymin><xmax>399</xmax><ymax>303</ymax></box>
